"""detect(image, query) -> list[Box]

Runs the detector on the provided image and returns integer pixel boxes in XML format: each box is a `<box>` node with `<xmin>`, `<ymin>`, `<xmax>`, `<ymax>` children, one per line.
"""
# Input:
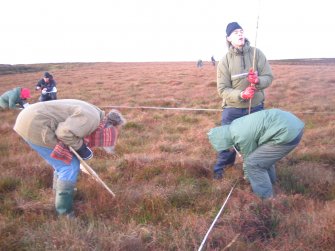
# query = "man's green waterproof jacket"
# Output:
<box><xmin>207</xmin><ymin>109</ymin><xmax>305</xmax><ymax>158</ymax></box>
<box><xmin>217</xmin><ymin>40</ymin><xmax>273</xmax><ymax>108</ymax></box>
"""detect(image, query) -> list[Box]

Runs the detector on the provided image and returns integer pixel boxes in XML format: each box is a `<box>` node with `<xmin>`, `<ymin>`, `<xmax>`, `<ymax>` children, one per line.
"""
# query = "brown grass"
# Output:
<box><xmin>0</xmin><ymin>59</ymin><xmax>335</xmax><ymax>250</ymax></box>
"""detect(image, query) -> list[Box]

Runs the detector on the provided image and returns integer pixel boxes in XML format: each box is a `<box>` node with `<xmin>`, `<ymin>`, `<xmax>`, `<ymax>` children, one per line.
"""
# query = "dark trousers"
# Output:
<box><xmin>245</xmin><ymin>130</ymin><xmax>303</xmax><ymax>198</ymax></box>
<box><xmin>213</xmin><ymin>103</ymin><xmax>264</xmax><ymax>175</ymax></box>
<box><xmin>39</xmin><ymin>93</ymin><xmax>57</xmax><ymax>102</ymax></box>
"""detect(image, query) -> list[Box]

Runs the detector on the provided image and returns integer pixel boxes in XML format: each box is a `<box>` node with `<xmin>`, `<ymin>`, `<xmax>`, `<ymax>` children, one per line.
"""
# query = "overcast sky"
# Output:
<box><xmin>1</xmin><ymin>0</ymin><xmax>334</xmax><ymax>64</ymax></box>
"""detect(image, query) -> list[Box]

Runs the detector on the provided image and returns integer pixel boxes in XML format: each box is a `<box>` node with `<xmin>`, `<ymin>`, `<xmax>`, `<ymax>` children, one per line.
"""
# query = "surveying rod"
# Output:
<box><xmin>249</xmin><ymin>0</ymin><xmax>261</xmax><ymax>114</ymax></box>
<box><xmin>69</xmin><ymin>146</ymin><xmax>116</xmax><ymax>197</ymax></box>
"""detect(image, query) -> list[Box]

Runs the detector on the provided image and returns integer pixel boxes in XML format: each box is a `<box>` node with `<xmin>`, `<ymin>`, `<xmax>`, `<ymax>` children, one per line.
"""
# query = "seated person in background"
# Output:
<box><xmin>0</xmin><ymin>87</ymin><xmax>30</xmax><ymax>109</ymax></box>
<box><xmin>35</xmin><ymin>72</ymin><xmax>57</xmax><ymax>101</ymax></box>
<box><xmin>207</xmin><ymin>109</ymin><xmax>304</xmax><ymax>199</ymax></box>
<box><xmin>14</xmin><ymin>99</ymin><xmax>126</xmax><ymax>217</ymax></box>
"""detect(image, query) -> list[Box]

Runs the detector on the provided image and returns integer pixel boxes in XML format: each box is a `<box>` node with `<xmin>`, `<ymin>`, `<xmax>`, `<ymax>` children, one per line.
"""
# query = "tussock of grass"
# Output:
<box><xmin>0</xmin><ymin>176</ymin><xmax>20</xmax><ymax>193</ymax></box>
<box><xmin>278</xmin><ymin>162</ymin><xmax>335</xmax><ymax>200</ymax></box>
<box><xmin>0</xmin><ymin>219</ymin><xmax>27</xmax><ymax>250</ymax></box>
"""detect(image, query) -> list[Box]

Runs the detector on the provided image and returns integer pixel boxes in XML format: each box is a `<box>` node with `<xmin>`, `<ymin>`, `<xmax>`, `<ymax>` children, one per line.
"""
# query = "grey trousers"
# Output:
<box><xmin>244</xmin><ymin>131</ymin><xmax>303</xmax><ymax>199</ymax></box>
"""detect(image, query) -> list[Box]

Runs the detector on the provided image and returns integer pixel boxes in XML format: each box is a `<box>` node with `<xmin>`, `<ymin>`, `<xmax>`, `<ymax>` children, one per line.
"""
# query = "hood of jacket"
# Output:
<box><xmin>207</xmin><ymin>125</ymin><xmax>234</xmax><ymax>152</ymax></box>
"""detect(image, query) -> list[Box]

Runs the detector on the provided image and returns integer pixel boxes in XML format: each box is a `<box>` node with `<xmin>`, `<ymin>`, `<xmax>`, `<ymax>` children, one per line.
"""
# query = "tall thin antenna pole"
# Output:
<box><xmin>249</xmin><ymin>0</ymin><xmax>262</xmax><ymax>114</ymax></box>
<box><xmin>252</xmin><ymin>5</ymin><xmax>260</xmax><ymax>70</ymax></box>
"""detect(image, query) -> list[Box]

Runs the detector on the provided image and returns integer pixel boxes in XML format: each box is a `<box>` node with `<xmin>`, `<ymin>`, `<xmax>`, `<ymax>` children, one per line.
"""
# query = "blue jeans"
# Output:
<box><xmin>213</xmin><ymin>103</ymin><xmax>264</xmax><ymax>175</ymax></box>
<box><xmin>245</xmin><ymin>130</ymin><xmax>303</xmax><ymax>198</ymax></box>
<box><xmin>28</xmin><ymin>142</ymin><xmax>80</xmax><ymax>183</ymax></box>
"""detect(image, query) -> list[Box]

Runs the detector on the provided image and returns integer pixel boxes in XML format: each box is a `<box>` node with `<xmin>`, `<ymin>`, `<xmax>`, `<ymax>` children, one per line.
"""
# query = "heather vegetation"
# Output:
<box><xmin>0</xmin><ymin>59</ymin><xmax>334</xmax><ymax>250</ymax></box>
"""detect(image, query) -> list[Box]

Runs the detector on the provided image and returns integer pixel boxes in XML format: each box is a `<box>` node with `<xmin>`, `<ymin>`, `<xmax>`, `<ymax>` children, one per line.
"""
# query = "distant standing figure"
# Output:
<box><xmin>197</xmin><ymin>59</ymin><xmax>203</xmax><ymax>68</ymax></box>
<box><xmin>35</xmin><ymin>72</ymin><xmax>57</xmax><ymax>101</ymax></box>
<box><xmin>211</xmin><ymin>56</ymin><xmax>216</xmax><ymax>66</ymax></box>
<box><xmin>14</xmin><ymin>99</ymin><xmax>126</xmax><ymax>217</ymax></box>
<box><xmin>0</xmin><ymin>87</ymin><xmax>30</xmax><ymax>109</ymax></box>
<box><xmin>208</xmin><ymin>109</ymin><xmax>304</xmax><ymax>199</ymax></box>
<box><xmin>213</xmin><ymin>22</ymin><xmax>273</xmax><ymax>180</ymax></box>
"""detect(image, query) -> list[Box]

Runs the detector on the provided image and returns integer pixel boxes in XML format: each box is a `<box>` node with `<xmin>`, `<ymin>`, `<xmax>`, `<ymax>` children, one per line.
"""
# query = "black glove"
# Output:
<box><xmin>77</xmin><ymin>143</ymin><xmax>93</xmax><ymax>160</ymax></box>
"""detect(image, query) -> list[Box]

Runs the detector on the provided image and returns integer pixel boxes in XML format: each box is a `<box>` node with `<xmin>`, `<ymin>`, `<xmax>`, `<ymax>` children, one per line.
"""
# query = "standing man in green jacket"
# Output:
<box><xmin>207</xmin><ymin>109</ymin><xmax>304</xmax><ymax>199</ymax></box>
<box><xmin>0</xmin><ymin>87</ymin><xmax>30</xmax><ymax>109</ymax></box>
<box><xmin>213</xmin><ymin>21</ymin><xmax>273</xmax><ymax>179</ymax></box>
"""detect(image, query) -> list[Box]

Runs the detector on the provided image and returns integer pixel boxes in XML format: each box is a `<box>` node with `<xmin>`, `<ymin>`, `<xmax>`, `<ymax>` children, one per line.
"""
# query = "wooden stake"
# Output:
<box><xmin>69</xmin><ymin>146</ymin><xmax>116</xmax><ymax>197</ymax></box>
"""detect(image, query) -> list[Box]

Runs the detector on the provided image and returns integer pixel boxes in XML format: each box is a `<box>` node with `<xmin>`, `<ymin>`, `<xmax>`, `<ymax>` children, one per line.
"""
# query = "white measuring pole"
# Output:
<box><xmin>198</xmin><ymin>180</ymin><xmax>238</xmax><ymax>251</ymax></box>
<box><xmin>102</xmin><ymin>105</ymin><xmax>221</xmax><ymax>112</ymax></box>
<box><xmin>69</xmin><ymin>146</ymin><xmax>116</xmax><ymax>197</ymax></box>
<box><xmin>249</xmin><ymin>0</ymin><xmax>262</xmax><ymax>114</ymax></box>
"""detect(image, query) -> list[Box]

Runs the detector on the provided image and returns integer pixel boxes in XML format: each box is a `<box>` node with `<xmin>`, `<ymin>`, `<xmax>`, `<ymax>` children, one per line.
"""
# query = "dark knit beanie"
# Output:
<box><xmin>226</xmin><ymin>22</ymin><xmax>243</xmax><ymax>37</ymax></box>
<box><xmin>44</xmin><ymin>72</ymin><xmax>52</xmax><ymax>78</ymax></box>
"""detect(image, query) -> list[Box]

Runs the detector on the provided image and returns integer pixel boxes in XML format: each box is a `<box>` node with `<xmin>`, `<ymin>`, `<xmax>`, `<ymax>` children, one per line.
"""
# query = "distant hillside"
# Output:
<box><xmin>0</xmin><ymin>64</ymin><xmax>46</xmax><ymax>75</ymax></box>
<box><xmin>0</xmin><ymin>62</ymin><xmax>94</xmax><ymax>75</ymax></box>
<box><xmin>269</xmin><ymin>58</ymin><xmax>335</xmax><ymax>65</ymax></box>
<box><xmin>1</xmin><ymin>58</ymin><xmax>334</xmax><ymax>76</ymax></box>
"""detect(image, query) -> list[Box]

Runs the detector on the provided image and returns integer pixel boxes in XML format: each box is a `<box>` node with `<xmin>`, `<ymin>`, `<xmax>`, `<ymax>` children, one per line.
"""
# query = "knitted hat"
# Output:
<box><xmin>106</xmin><ymin>109</ymin><xmax>126</xmax><ymax>127</ymax></box>
<box><xmin>226</xmin><ymin>22</ymin><xmax>243</xmax><ymax>37</ymax></box>
<box><xmin>207</xmin><ymin>126</ymin><xmax>234</xmax><ymax>152</ymax></box>
<box><xmin>20</xmin><ymin>88</ymin><xmax>31</xmax><ymax>99</ymax></box>
<box><xmin>44</xmin><ymin>72</ymin><xmax>52</xmax><ymax>78</ymax></box>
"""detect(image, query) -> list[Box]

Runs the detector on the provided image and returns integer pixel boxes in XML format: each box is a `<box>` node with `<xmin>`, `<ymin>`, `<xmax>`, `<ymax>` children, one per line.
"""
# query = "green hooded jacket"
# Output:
<box><xmin>217</xmin><ymin>39</ymin><xmax>273</xmax><ymax>108</ymax></box>
<box><xmin>207</xmin><ymin>109</ymin><xmax>304</xmax><ymax>158</ymax></box>
<box><xmin>0</xmin><ymin>87</ymin><xmax>22</xmax><ymax>109</ymax></box>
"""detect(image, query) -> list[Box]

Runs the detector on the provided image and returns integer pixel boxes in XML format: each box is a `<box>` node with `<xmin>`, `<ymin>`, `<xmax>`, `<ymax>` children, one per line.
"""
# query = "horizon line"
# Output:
<box><xmin>1</xmin><ymin>57</ymin><xmax>335</xmax><ymax>66</ymax></box>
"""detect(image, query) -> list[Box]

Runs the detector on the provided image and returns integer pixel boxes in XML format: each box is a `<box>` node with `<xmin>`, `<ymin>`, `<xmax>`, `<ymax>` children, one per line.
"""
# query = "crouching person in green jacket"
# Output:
<box><xmin>14</xmin><ymin>99</ymin><xmax>126</xmax><ymax>217</ymax></box>
<box><xmin>0</xmin><ymin>87</ymin><xmax>31</xmax><ymax>109</ymax></box>
<box><xmin>207</xmin><ymin>109</ymin><xmax>304</xmax><ymax>199</ymax></box>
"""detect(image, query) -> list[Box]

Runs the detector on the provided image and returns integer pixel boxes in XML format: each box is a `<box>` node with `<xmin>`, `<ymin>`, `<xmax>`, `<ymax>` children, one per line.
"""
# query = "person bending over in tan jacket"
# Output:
<box><xmin>14</xmin><ymin>99</ymin><xmax>126</xmax><ymax>217</ymax></box>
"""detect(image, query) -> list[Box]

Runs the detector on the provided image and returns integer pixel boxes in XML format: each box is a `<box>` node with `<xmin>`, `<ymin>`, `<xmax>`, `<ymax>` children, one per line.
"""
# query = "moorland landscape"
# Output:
<box><xmin>0</xmin><ymin>59</ymin><xmax>334</xmax><ymax>250</ymax></box>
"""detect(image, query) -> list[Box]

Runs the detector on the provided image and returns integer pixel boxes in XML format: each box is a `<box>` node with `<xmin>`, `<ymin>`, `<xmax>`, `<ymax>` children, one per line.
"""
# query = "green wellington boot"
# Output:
<box><xmin>52</xmin><ymin>172</ymin><xmax>59</xmax><ymax>194</ymax></box>
<box><xmin>55</xmin><ymin>180</ymin><xmax>75</xmax><ymax>217</ymax></box>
